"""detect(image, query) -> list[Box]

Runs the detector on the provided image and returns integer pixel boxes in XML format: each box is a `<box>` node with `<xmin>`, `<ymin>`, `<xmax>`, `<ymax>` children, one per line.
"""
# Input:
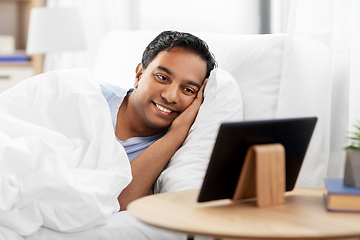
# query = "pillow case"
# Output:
<box><xmin>154</xmin><ymin>68</ymin><xmax>243</xmax><ymax>193</ymax></box>
<box><xmin>196</xmin><ymin>33</ymin><xmax>286</xmax><ymax>121</ymax></box>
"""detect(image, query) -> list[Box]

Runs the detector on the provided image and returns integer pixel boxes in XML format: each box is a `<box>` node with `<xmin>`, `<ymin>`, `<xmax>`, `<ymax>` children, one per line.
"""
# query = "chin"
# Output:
<box><xmin>149</xmin><ymin>116</ymin><xmax>177</xmax><ymax>130</ymax></box>
<box><xmin>153</xmin><ymin>121</ymin><xmax>173</xmax><ymax>130</ymax></box>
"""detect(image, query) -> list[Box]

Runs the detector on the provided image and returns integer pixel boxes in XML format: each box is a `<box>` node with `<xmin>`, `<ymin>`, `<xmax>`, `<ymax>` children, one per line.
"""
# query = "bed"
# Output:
<box><xmin>0</xmin><ymin>30</ymin><xmax>329</xmax><ymax>240</ymax></box>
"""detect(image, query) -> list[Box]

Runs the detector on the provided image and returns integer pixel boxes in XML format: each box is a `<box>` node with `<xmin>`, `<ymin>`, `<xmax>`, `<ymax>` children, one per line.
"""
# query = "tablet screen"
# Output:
<box><xmin>198</xmin><ymin>117</ymin><xmax>317</xmax><ymax>202</ymax></box>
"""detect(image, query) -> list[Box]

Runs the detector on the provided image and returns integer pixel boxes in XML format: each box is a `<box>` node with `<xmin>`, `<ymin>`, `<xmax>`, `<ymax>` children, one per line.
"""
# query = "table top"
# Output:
<box><xmin>128</xmin><ymin>188</ymin><xmax>360</xmax><ymax>239</ymax></box>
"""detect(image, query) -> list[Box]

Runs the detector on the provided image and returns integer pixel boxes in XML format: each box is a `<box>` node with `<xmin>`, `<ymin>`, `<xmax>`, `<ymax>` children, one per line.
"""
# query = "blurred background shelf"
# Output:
<box><xmin>0</xmin><ymin>0</ymin><xmax>44</xmax><ymax>93</ymax></box>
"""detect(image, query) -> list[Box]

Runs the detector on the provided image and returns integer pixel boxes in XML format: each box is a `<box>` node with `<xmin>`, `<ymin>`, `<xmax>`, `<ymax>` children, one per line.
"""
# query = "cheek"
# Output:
<box><xmin>180</xmin><ymin>96</ymin><xmax>196</xmax><ymax>110</ymax></box>
<box><xmin>139</xmin><ymin>75</ymin><xmax>159</xmax><ymax>91</ymax></box>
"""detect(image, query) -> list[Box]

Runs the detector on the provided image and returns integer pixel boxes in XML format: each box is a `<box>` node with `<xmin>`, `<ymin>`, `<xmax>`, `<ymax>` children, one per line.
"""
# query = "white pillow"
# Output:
<box><xmin>196</xmin><ymin>33</ymin><xmax>286</xmax><ymax>121</ymax></box>
<box><xmin>154</xmin><ymin>68</ymin><xmax>243</xmax><ymax>193</ymax></box>
<box><xmin>92</xmin><ymin>31</ymin><xmax>158</xmax><ymax>90</ymax></box>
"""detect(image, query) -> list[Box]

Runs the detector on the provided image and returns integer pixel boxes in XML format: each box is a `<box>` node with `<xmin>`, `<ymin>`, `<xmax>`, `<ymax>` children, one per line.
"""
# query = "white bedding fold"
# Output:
<box><xmin>0</xmin><ymin>69</ymin><xmax>132</xmax><ymax>236</ymax></box>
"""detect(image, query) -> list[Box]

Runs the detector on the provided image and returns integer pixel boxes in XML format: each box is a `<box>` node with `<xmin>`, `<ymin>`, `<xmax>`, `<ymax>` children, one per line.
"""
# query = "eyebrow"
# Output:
<box><xmin>157</xmin><ymin>66</ymin><xmax>173</xmax><ymax>76</ymax></box>
<box><xmin>156</xmin><ymin>66</ymin><xmax>202</xmax><ymax>89</ymax></box>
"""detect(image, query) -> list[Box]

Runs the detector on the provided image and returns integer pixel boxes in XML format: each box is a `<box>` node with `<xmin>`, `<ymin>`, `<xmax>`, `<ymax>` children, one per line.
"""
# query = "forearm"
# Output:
<box><xmin>118</xmin><ymin>128</ymin><xmax>187</xmax><ymax>211</ymax></box>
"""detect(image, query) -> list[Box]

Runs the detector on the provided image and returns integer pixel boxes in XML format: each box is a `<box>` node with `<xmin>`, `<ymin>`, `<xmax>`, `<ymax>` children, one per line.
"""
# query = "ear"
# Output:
<box><xmin>134</xmin><ymin>63</ymin><xmax>143</xmax><ymax>89</ymax></box>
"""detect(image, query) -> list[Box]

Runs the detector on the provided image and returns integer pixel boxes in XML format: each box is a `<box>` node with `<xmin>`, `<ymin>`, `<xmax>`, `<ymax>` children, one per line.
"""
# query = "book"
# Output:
<box><xmin>324</xmin><ymin>178</ymin><xmax>360</xmax><ymax>212</ymax></box>
<box><xmin>0</xmin><ymin>51</ymin><xmax>30</xmax><ymax>62</ymax></box>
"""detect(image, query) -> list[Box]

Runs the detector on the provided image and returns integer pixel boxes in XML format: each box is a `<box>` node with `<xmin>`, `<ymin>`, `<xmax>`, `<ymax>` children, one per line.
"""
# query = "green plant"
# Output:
<box><xmin>347</xmin><ymin>123</ymin><xmax>360</xmax><ymax>150</ymax></box>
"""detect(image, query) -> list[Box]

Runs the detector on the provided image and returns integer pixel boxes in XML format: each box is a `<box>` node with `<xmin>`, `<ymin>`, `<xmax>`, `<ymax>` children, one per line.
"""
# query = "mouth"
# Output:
<box><xmin>154</xmin><ymin>102</ymin><xmax>175</xmax><ymax>114</ymax></box>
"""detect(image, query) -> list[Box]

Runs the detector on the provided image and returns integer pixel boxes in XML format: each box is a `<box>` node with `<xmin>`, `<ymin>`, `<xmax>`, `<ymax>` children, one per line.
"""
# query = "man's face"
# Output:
<box><xmin>132</xmin><ymin>47</ymin><xmax>207</xmax><ymax>131</ymax></box>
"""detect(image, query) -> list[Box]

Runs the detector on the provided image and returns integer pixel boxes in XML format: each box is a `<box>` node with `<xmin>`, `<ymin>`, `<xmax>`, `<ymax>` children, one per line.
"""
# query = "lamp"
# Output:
<box><xmin>26</xmin><ymin>7</ymin><xmax>86</xmax><ymax>72</ymax></box>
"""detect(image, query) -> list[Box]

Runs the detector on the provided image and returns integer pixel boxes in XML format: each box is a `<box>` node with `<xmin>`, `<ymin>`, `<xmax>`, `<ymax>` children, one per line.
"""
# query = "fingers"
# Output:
<box><xmin>194</xmin><ymin>78</ymin><xmax>208</xmax><ymax>105</ymax></box>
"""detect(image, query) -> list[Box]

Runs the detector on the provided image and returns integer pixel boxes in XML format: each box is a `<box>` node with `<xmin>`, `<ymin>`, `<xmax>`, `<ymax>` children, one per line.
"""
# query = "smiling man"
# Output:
<box><xmin>100</xmin><ymin>31</ymin><xmax>217</xmax><ymax>210</ymax></box>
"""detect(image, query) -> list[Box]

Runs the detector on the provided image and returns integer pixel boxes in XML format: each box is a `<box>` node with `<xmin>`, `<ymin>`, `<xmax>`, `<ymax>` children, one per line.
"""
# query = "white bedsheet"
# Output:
<box><xmin>0</xmin><ymin>69</ymin><xmax>132</xmax><ymax>237</ymax></box>
<box><xmin>26</xmin><ymin>211</ymin><xmax>188</xmax><ymax>240</ymax></box>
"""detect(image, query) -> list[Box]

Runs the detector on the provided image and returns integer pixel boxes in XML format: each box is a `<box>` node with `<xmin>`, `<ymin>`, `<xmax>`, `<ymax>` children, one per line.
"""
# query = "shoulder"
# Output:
<box><xmin>100</xmin><ymin>82</ymin><xmax>129</xmax><ymax>99</ymax></box>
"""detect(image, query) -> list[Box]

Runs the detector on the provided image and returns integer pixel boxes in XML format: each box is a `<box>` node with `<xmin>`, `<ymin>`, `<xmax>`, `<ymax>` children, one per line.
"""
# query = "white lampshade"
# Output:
<box><xmin>27</xmin><ymin>7</ymin><xmax>86</xmax><ymax>54</ymax></box>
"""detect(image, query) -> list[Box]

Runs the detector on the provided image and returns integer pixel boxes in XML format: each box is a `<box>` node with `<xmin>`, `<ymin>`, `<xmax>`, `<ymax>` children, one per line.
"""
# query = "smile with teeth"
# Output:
<box><xmin>155</xmin><ymin>103</ymin><xmax>173</xmax><ymax>113</ymax></box>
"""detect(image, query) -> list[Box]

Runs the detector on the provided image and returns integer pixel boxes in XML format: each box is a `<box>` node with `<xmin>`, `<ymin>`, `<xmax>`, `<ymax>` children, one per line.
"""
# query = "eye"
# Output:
<box><xmin>182</xmin><ymin>87</ymin><xmax>196</xmax><ymax>95</ymax></box>
<box><xmin>155</xmin><ymin>74</ymin><xmax>168</xmax><ymax>82</ymax></box>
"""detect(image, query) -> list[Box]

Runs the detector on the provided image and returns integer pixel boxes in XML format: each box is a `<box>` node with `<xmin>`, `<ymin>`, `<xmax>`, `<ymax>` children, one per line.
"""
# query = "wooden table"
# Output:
<box><xmin>128</xmin><ymin>188</ymin><xmax>360</xmax><ymax>239</ymax></box>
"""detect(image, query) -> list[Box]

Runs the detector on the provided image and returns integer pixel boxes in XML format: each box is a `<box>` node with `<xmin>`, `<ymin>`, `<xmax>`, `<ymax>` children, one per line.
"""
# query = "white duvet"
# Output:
<box><xmin>0</xmin><ymin>69</ymin><xmax>132</xmax><ymax>238</ymax></box>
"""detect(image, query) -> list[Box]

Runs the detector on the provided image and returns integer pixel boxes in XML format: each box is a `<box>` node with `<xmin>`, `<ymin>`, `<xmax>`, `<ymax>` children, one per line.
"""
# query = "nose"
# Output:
<box><xmin>161</xmin><ymin>84</ymin><xmax>179</xmax><ymax>104</ymax></box>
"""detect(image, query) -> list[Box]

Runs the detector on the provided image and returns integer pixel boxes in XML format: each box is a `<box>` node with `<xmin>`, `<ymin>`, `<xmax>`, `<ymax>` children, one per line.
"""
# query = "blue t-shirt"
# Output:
<box><xmin>100</xmin><ymin>82</ymin><xmax>166</xmax><ymax>162</ymax></box>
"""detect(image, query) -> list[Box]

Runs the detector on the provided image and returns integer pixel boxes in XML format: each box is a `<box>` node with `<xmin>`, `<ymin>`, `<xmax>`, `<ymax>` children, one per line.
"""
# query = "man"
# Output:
<box><xmin>101</xmin><ymin>30</ymin><xmax>217</xmax><ymax>210</ymax></box>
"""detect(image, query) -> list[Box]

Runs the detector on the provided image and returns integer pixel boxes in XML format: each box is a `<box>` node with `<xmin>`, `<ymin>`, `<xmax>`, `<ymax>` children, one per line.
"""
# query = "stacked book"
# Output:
<box><xmin>0</xmin><ymin>50</ymin><xmax>30</xmax><ymax>63</ymax></box>
<box><xmin>324</xmin><ymin>178</ymin><xmax>360</xmax><ymax>212</ymax></box>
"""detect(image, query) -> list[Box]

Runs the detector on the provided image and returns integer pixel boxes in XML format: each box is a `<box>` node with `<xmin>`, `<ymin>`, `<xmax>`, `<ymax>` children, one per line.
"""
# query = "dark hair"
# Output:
<box><xmin>141</xmin><ymin>30</ymin><xmax>217</xmax><ymax>78</ymax></box>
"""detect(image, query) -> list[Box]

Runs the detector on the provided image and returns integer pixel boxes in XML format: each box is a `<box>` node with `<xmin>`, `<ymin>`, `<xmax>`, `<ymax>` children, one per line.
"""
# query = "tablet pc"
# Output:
<box><xmin>198</xmin><ymin>117</ymin><xmax>317</xmax><ymax>202</ymax></box>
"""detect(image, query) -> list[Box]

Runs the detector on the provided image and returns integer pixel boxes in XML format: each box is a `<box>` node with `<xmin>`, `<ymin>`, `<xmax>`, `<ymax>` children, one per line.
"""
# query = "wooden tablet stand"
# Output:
<box><xmin>233</xmin><ymin>143</ymin><xmax>286</xmax><ymax>207</ymax></box>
